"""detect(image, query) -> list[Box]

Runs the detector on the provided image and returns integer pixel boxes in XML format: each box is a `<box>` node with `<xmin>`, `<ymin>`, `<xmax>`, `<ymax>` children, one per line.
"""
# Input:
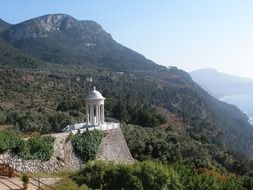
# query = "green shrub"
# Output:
<box><xmin>242</xmin><ymin>176</ymin><xmax>253</xmax><ymax>190</ymax></box>
<box><xmin>15</xmin><ymin>136</ymin><xmax>55</xmax><ymax>161</ymax></box>
<box><xmin>0</xmin><ymin>130</ymin><xmax>55</xmax><ymax>161</ymax></box>
<box><xmin>220</xmin><ymin>178</ymin><xmax>244</xmax><ymax>190</ymax></box>
<box><xmin>49</xmin><ymin>112</ymin><xmax>73</xmax><ymax>133</ymax></box>
<box><xmin>175</xmin><ymin>164</ymin><xmax>219</xmax><ymax>190</ymax></box>
<box><xmin>21</xmin><ymin>174</ymin><xmax>29</xmax><ymax>183</ymax></box>
<box><xmin>72</xmin><ymin>160</ymin><xmax>250</xmax><ymax>190</ymax></box>
<box><xmin>0</xmin><ymin>131</ymin><xmax>21</xmax><ymax>154</ymax></box>
<box><xmin>72</xmin><ymin>160</ymin><xmax>182</xmax><ymax>190</ymax></box>
<box><xmin>71</xmin><ymin>130</ymin><xmax>103</xmax><ymax>162</ymax></box>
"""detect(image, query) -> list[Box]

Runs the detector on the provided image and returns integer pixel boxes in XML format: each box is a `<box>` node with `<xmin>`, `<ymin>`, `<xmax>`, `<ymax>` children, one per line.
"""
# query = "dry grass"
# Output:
<box><xmin>44</xmin><ymin>178</ymin><xmax>90</xmax><ymax>190</ymax></box>
<box><xmin>37</xmin><ymin>170</ymin><xmax>90</xmax><ymax>190</ymax></box>
<box><xmin>0</xmin><ymin>125</ymin><xmax>12</xmax><ymax>131</ymax></box>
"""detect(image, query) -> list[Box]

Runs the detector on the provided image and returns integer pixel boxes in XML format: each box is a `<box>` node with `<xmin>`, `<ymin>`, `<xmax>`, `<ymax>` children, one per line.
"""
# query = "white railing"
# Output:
<box><xmin>63</xmin><ymin>122</ymin><xmax>120</xmax><ymax>134</ymax></box>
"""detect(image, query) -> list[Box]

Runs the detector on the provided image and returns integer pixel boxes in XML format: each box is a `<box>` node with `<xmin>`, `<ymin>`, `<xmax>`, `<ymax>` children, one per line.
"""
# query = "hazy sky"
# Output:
<box><xmin>1</xmin><ymin>0</ymin><xmax>253</xmax><ymax>78</ymax></box>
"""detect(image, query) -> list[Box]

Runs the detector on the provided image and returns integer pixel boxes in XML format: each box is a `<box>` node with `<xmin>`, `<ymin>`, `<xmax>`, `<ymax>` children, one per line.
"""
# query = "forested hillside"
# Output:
<box><xmin>1</xmin><ymin>14</ymin><xmax>253</xmax><ymax>181</ymax></box>
<box><xmin>0</xmin><ymin>38</ymin><xmax>44</xmax><ymax>68</ymax></box>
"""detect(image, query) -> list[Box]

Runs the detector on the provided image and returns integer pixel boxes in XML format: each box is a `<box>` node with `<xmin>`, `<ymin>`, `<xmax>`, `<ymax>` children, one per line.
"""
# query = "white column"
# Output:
<box><xmin>97</xmin><ymin>104</ymin><xmax>100</xmax><ymax>125</ymax></box>
<box><xmin>100</xmin><ymin>105</ymin><xmax>102</xmax><ymax>124</ymax></box>
<box><xmin>101</xmin><ymin>104</ymin><xmax>104</xmax><ymax>124</ymax></box>
<box><xmin>86</xmin><ymin>104</ymin><xmax>89</xmax><ymax>124</ymax></box>
<box><xmin>90</xmin><ymin>104</ymin><xmax>94</xmax><ymax>125</ymax></box>
<box><xmin>96</xmin><ymin>104</ymin><xmax>99</xmax><ymax>125</ymax></box>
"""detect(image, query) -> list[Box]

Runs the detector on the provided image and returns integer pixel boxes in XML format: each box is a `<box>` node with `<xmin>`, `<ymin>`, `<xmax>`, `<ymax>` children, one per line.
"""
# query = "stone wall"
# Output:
<box><xmin>0</xmin><ymin>133</ymin><xmax>84</xmax><ymax>173</ymax></box>
<box><xmin>96</xmin><ymin>128</ymin><xmax>134</xmax><ymax>163</ymax></box>
<box><xmin>0</xmin><ymin>128</ymin><xmax>134</xmax><ymax>173</ymax></box>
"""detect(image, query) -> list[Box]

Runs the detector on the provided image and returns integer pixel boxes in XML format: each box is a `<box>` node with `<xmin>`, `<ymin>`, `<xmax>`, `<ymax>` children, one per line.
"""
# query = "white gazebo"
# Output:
<box><xmin>85</xmin><ymin>86</ymin><xmax>105</xmax><ymax>126</ymax></box>
<box><xmin>63</xmin><ymin>87</ymin><xmax>120</xmax><ymax>133</ymax></box>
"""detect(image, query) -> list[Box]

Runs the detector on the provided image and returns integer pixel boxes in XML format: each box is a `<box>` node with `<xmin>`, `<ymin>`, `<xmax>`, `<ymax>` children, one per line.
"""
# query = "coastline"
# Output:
<box><xmin>219</xmin><ymin>94</ymin><xmax>253</xmax><ymax>126</ymax></box>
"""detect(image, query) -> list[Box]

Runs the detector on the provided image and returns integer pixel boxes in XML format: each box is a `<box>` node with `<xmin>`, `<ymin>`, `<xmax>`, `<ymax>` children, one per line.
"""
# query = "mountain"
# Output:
<box><xmin>0</xmin><ymin>19</ymin><xmax>11</xmax><ymax>33</ymax></box>
<box><xmin>190</xmin><ymin>68</ymin><xmax>253</xmax><ymax>98</ymax></box>
<box><xmin>1</xmin><ymin>14</ymin><xmax>163</xmax><ymax>72</ymax></box>
<box><xmin>1</xmin><ymin>14</ymin><xmax>253</xmax><ymax>170</ymax></box>
<box><xmin>0</xmin><ymin>37</ymin><xmax>45</xmax><ymax>68</ymax></box>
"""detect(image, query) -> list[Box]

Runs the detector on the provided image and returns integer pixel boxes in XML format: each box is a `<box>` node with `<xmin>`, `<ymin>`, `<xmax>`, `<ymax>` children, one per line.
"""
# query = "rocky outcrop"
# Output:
<box><xmin>2</xmin><ymin>14</ymin><xmax>108</xmax><ymax>43</ymax></box>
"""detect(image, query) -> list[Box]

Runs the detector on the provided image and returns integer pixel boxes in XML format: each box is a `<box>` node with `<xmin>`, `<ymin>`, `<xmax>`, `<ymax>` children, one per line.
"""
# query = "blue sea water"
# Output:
<box><xmin>220</xmin><ymin>94</ymin><xmax>253</xmax><ymax>125</ymax></box>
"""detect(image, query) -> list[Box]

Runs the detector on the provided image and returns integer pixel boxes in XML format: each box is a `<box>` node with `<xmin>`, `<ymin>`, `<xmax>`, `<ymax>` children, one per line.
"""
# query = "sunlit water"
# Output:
<box><xmin>220</xmin><ymin>94</ymin><xmax>253</xmax><ymax>125</ymax></box>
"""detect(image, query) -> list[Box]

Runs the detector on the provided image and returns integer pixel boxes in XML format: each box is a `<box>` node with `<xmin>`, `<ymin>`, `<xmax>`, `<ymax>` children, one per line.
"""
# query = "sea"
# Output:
<box><xmin>220</xmin><ymin>94</ymin><xmax>253</xmax><ymax>125</ymax></box>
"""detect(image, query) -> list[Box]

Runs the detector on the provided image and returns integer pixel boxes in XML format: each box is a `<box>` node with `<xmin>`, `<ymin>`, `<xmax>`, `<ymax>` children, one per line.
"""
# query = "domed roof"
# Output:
<box><xmin>85</xmin><ymin>86</ymin><xmax>105</xmax><ymax>100</ymax></box>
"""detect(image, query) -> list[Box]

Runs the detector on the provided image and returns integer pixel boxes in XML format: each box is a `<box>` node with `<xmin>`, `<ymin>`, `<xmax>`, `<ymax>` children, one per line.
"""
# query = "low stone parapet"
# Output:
<box><xmin>64</xmin><ymin>122</ymin><xmax>120</xmax><ymax>134</ymax></box>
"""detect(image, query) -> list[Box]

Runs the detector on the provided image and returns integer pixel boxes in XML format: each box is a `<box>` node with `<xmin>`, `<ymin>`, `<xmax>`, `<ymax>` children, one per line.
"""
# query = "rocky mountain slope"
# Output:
<box><xmin>1</xmin><ymin>14</ymin><xmax>162</xmax><ymax>71</ymax></box>
<box><xmin>191</xmin><ymin>68</ymin><xmax>253</xmax><ymax>98</ymax></box>
<box><xmin>0</xmin><ymin>14</ymin><xmax>253</xmax><ymax>167</ymax></box>
<box><xmin>0</xmin><ymin>19</ymin><xmax>10</xmax><ymax>33</ymax></box>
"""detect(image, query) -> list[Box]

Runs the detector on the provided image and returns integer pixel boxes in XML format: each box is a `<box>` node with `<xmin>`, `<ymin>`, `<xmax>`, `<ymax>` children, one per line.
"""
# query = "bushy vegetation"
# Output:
<box><xmin>175</xmin><ymin>164</ymin><xmax>247</xmax><ymax>190</ymax></box>
<box><xmin>72</xmin><ymin>130</ymin><xmax>103</xmax><ymax>162</ymax></box>
<box><xmin>0</xmin><ymin>110</ymin><xmax>76</xmax><ymax>134</ymax></box>
<box><xmin>0</xmin><ymin>131</ymin><xmax>21</xmax><ymax>154</ymax></box>
<box><xmin>71</xmin><ymin>160</ymin><xmax>253</xmax><ymax>190</ymax></box>
<box><xmin>122</xmin><ymin>124</ymin><xmax>249</xmax><ymax>174</ymax></box>
<box><xmin>21</xmin><ymin>174</ymin><xmax>29</xmax><ymax>183</ymax></box>
<box><xmin>112</xmin><ymin>100</ymin><xmax>166</xmax><ymax>127</ymax></box>
<box><xmin>0</xmin><ymin>131</ymin><xmax>54</xmax><ymax>161</ymax></box>
<box><xmin>14</xmin><ymin>136</ymin><xmax>55</xmax><ymax>161</ymax></box>
<box><xmin>0</xmin><ymin>38</ymin><xmax>43</xmax><ymax>68</ymax></box>
<box><xmin>72</xmin><ymin>160</ymin><xmax>182</xmax><ymax>190</ymax></box>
